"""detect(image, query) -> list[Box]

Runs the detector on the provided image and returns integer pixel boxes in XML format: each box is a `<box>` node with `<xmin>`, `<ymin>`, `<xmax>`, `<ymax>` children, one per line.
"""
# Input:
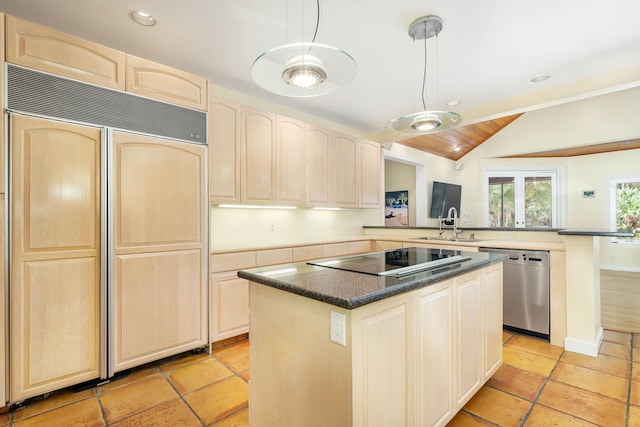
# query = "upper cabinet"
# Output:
<box><xmin>5</xmin><ymin>15</ymin><xmax>125</xmax><ymax>90</ymax></box>
<box><xmin>240</xmin><ymin>107</ymin><xmax>276</xmax><ymax>204</ymax></box>
<box><xmin>358</xmin><ymin>140</ymin><xmax>382</xmax><ymax>208</ymax></box>
<box><xmin>276</xmin><ymin>116</ymin><xmax>306</xmax><ymax>206</ymax></box>
<box><xmin>125</xmin><ymin>55</ymin><xmax>207</xmax><ymax>110</ymax></box>
<box><xmin>331</xmin><ymin>133</ymin><xmax>359</xmax><ymax>208</ymax></box>
<box><xmin>209</xmin><ymin>96</ymin><xmax>241</xmax><ymax>203</ymax></box>
<box><xmin>306</xmin><ymin>126</ymin><xmax>332</xmax><ymax>206</ymax></box>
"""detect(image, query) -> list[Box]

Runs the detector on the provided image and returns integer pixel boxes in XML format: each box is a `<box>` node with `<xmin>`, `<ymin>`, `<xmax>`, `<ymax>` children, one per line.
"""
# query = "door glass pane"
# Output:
<box><xmin>616</xmin><ymin>181</ymin><xmax>640</xmax><ymax>240</ymax></box>
<box><xmin>524</xmin><ymin>176</ymin><xmax>552</xmax><ymax>227</ymax></box>
<box><xmin>488</xmin><ymin>177</ymin><xmax>515</xmax><ymax>227</ymax></box>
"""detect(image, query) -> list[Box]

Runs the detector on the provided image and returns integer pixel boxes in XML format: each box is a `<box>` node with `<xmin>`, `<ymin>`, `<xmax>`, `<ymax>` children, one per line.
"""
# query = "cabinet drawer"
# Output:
<box><xmin>349</xmin><ymin>240</ymin><xmax>373</xmax><ymax>254</ymax></box>
<box><xmin>256</xmin><ymin>248</ymin><xmax>293</xmax><ymax>266</ymax></box>
<box><xmin>292</xmin><ymin>245</ymin><xmax>324</xmax><ymax>262</ymax></box>
<box><xmin>323</xmin><ymin>242</ymin><xmax>351</xmax><ymax>258</ymax></box>
<box><xmin>211</xmin><ymin>252</ymin><xmax>256</xmax><ymax>273</ymax></box>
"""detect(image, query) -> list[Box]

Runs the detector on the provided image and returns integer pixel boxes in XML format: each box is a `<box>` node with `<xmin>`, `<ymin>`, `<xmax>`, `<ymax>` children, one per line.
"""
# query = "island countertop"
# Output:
<box><xmin>238</xmin><ymin>247</ymin><xmax>507</xmax><ymax>309</ymax></box>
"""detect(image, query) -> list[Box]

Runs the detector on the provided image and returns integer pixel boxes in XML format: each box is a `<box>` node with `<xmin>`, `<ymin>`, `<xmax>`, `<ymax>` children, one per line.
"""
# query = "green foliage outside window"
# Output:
<box><xmin>616</xmin><ymin>182</ymin><xmax>640</xmax><ymax>239</ymax></box>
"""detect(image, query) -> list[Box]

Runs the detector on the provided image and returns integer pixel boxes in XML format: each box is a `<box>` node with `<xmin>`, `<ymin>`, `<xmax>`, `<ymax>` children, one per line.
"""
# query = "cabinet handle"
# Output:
<box><xmin>189</xmin><ymin>132</ymin><xmax>201</xmax><ymax>139</ymax></box>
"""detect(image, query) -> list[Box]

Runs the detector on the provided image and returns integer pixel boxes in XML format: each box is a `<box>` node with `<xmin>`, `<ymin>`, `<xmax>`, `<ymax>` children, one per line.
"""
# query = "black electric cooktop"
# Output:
<box><xmin>307</xmin><ymin>247</ymin><xmax>472</xmax><ymax>278</ymax></box>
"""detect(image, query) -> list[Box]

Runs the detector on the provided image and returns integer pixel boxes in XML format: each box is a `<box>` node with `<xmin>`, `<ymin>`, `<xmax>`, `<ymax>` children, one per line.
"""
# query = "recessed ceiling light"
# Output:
<box><xmin>129</xmin><ymin>10</ymin><xmax>157</xmax><ymax>26</ymax></box>
<box><xmin>531</xmin><ymin>74</ymin><xmax>550</xmax><ymax>83</ymax></box>
<box><xmin>454</xmin><ymin>145</ymin><xmax>461</xmax><ymax>152</ymax></box>
<box><xmin>446</xmin><ymin>99</ymin><xmax>461</xmax><ymax>106</ymax></box>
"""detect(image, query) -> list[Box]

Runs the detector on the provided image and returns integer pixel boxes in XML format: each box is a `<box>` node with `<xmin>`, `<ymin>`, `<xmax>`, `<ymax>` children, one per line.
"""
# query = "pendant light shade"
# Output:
<box><xmin>391</xmin><ymin>15</ymin><xmax>461</xmax><ymax>134</ymax></box>
<box><xmin>252</xmin><ymin>42</ymin><xmax>356</xmax><ymax>97</ymax></box>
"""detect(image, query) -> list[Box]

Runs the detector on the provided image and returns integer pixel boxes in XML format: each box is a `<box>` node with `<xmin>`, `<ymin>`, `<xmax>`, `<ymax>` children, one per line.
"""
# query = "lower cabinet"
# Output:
<box><xmin>249</xmin><ymin>262</ymin><xmax>503</xmax><ymax>427</ymax></box>
<box><xmin>210</xmin><ymin>272</ymin><xmax>250</xmax><ymax>342</ymax></box>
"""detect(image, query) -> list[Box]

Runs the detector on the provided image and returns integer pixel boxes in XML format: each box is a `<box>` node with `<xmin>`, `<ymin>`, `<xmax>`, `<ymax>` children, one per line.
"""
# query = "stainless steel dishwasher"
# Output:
<box><xmin>479</xmin><ymin>247</ymin><xmax>550</xmax><ymax>338</ymax></box>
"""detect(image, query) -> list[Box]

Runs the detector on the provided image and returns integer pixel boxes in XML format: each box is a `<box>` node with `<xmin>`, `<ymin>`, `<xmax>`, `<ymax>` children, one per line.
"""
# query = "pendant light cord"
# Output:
<box><xmin>312</xmin><ymin>0</ymin><xmax>320</xmax><ymax>43</ymax></box>
<box><xmin>420</xmin><ymin>28</ymin><xmax>427</xmax><ymax>111</ymax></box>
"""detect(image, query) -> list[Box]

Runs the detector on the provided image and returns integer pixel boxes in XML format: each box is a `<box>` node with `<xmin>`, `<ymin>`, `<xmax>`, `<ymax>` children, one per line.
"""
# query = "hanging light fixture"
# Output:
<box><xmin>391</xmin><ymin>15</ymin><xmax>461</xmax><ymax>133</ymax></box>
<box><xmin>252</xmin><ymin>0</ymin><xmax>356</xmax><ymax>97</ymax></box>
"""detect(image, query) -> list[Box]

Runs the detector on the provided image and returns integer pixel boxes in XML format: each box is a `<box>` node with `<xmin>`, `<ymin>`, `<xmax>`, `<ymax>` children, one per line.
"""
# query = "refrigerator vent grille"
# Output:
<box><xmin>6</xmin><ymin>64</ymin><xmax>207</xmax><ymax>144</ymax></box>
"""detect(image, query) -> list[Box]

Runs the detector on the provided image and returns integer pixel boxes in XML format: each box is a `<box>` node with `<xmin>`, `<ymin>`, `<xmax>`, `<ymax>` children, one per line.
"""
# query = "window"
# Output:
<box><xmin>610</xmin><ymin>178</ymin><xmax>640</xmax><ymax>242</ymax></box>
<box><xmin>486</xmin><ymin>170</ymin><xmax>559</xmax><ymax>228</ymax></box>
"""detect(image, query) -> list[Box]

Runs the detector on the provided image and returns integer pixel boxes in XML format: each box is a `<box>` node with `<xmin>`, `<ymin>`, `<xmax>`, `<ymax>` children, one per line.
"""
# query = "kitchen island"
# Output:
<box><xmin>239</xmin><ymin>247</ymin><xmax>506</xmax><ymax>427</ymax></box>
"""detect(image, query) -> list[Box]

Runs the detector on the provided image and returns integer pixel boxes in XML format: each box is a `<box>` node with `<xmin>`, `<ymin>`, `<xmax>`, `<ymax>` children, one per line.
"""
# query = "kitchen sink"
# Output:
<box><xmin>410</xmin><ymin>237</ymin><xmax>486</xmax><ymax>243</ymax></box>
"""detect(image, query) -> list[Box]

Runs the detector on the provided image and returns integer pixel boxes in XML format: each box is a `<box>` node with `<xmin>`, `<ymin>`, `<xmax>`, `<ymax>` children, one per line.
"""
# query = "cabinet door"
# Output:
<box><xmin>358</xmin><ymin>140</ymin><xmax>381</xmax><ymax>208</ymax></box>
<box><xmin>125</xmin><ymin>54</ymin><xmax>207</xmax><ymax>110</ymax></box>
<box><xmin>483</xmin><ymin>264</ymin><xmax>503</xmax><ymax>379</ymax></box>
<box><xmin>111</xmin><ymin>132</ymin><xmax>207</xmax><ymax>373</ymax></box>
<box><xmin>5</xmin><ymin>15</ymin><xmax>125</xmax><ymax>90</ymax></box>
<box><xmin>454</xmin><ymin>273</ymin><xmax>482</xmax><ymax>406</ymax></box>
<box><xmin>331</xmin><ymin>133</ymin><xmax>358</xmax><ymax>207</ymax></box>
<box><xmin>306</xmin><ymin>126</ymin><xmax>331</xmax><ymax>206</ymax></box>
<box><xmin>210</xmin><ymin>272</ymin><xmax>249</xmax><ymax>343</ymax></box>
<box><xmin>352</xmin><ymin>296</ymin><xmax>409</xmax><ymax>427</ymax></box>
<box><xmin>276</xmin><ymin>116</ymin><xmax>306</xmax><ymax>205</ymax></box>
<box><xmin>415</xmin><ymin>281</ymin><xmax>454</xmax><ymax>427</ymax></box>
<box><xmin>10</xmin><ymin>115</ymin><xmax>102</xmax><ymax>400</ymax></box>
<box><xmin>241</xmin><ymin>107</ymin><xmax>276</xmax><ymax>204</ymax></box>
<box><xmin>209</xmin><ymin>97</ymin><xmax>240</xmax><ymax>203</ymax></box>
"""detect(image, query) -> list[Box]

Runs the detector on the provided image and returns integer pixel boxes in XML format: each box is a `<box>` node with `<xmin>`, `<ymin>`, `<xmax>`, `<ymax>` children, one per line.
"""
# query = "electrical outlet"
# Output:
<box><xmin>330</xmin><ymin>310</ymin><xmax>346</xmax><ymax>346</ymax></box>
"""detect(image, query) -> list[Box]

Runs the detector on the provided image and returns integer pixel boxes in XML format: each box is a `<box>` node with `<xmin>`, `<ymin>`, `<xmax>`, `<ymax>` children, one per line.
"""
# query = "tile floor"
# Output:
<box><xmin>0</xmin><ymin>330</ymin><xmax>637</xmax><ymax>426</ymax></box>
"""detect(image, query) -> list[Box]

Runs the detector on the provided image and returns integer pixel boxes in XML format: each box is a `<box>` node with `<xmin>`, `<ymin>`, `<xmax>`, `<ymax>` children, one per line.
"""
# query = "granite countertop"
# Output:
<box><xmin>557</xmin><ymin>228</ymin><xmax>636</xmax><ymax>237</ymax></box>
<box><xmin>238</xmin><ymin>249</ymin><xmax>507</xmax><ymax>310</ymax></box>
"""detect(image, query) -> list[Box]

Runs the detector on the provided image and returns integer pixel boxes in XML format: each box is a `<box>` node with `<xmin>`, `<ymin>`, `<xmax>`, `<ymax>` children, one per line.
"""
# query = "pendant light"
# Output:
<box><xmin>391</xmin><ymin>15</ymin><xmax>461</xmax><ymax>133</ymax></box>
<box><xmin>252</xmin><ymin>0</ymin><xmax>356</xmax><ymax>97</ymax></box>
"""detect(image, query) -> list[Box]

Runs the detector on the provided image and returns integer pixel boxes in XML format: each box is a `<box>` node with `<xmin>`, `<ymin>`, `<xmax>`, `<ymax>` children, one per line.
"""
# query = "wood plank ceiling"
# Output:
<box><xmin>395</xmin><ymin>114</ymin><xmax>523</xmax><ymax>161</ymax></box>
<box><xmin>395</xmin><ymin>113</ymin><xmax>640</xmax><ymax>160</ymax></box>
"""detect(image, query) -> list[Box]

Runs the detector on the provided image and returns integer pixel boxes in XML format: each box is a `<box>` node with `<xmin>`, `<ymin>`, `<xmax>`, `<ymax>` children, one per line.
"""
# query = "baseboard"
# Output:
<box><xmin>564</xmin><ymin>327</ymin><xmax>604</xmax><ymax>357</ymax></box>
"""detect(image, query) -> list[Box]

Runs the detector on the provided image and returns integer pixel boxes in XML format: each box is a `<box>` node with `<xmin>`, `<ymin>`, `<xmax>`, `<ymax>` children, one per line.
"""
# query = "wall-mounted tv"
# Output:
<box><xmin>429</xmin><ymin>181</ymin><xmax>462</xmax><ymax>221</ymax></box>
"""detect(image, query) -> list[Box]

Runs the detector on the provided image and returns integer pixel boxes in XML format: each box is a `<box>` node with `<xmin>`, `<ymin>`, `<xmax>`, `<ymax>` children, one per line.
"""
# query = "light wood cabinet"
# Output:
<box><xmin>111</xmin><ymin>131</ymin><xmax>208</xmax><ymax>373</ymax></box>
<box><xmin>210</xmin><ymin>272</ymin><xmax>250</xmax><ymax>342</ymax></box>
<box><xmin>375</xmin><ymin>240</ymin><xmax>404</xmax><ymax>251</ymax></box>
<box><xmin>358</xmin><ymin>140</ymin><xmax>382</xmax><ymax>208</ymax></box>
<box><xmin>0</xmin><ymin>193</ymin><xmax>5</xmax><ymax>406</ymax></box>
<box><xmin>276</xmin><ymin>116</ymin><xmax>306</xmax><ymax>205</ymax></box>
<box><xmin>5</xmin><ymin>15</ymin><xmax>125</xmax><ymax>90</ymax></box>
<box><xmin>125</xmin><ymin>54</ymin><xmax>207</xmax><ymax>110</ymax></box>
<box><xmin>331</xmin><ymin>133</ymin><xmax>358</xmax><ymax>207</ymax></box>
<box><xmin>209</xmin><ymin>96</ymin><xmax>241</xmax><ymax>203</ymax></box>
<box><xmin>249</xmin><ymin>262</ymin><xmax>503</xmax><ymax>426</ymax></box>
<box><xmin>240</xmin><ymin>107</ymin><xmax>276</xmax><ymax>204</ymax></box>
<box><xmin>10</xmin><ymin>115</ymin><xmax>102</xmax><ymax>400</ymax></box>
<box><xmin>306</xmin><ymin>126</ymin><xmax>332</xmax><ymax>206</ymax></box>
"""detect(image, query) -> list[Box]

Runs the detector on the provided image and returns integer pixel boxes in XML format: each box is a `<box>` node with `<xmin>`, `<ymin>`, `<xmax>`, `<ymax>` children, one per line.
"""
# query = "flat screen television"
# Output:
<box><xmin>429</xmin><ymin>181</ymin><xmax>462</xmax><ymax>221</ymax></box>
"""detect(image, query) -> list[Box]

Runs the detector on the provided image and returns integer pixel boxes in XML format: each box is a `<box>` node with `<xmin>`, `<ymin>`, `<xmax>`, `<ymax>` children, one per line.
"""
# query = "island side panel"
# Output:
<box><xmin>249</xmin><ymin>283</ymin><xmax>352</xmax><ymax>427</ymax></box>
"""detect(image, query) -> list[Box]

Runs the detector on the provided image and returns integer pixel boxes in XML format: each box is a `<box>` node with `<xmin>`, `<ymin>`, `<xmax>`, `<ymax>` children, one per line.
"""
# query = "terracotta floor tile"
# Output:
<box><xmin>110</xmin><ymin>398</ymin><xmax>201</xmax><ymax>427</ymax></box>
<box><xmin>238</xmin><ymin>371</ymin><xmax>250</xmax><ymax>382</ymax></box>
<box><xmin>551</xmin><ymin>361</ymin><xmax>628</xmax><ymax>401</ymax></box>
<box><xmin>215</xmin><ymin>343</ymin><xmax>250</xmax><ymax>374</ymax></box>
<box><xmin>630</xmin><ymin>404</ymin><xmax>640</xmax><ymax>426</ymax></box>
<box><xmin>13</xmin><ymin>397</ymin><xmax>104</xmax><ymax>427</ymax></box>
<box><xmin>502</xmin><ymin>331</ymin><xmax>514</xmax><ymax>343</ymax></box>
<box><xmin>168</xmin><ymin>358</ymin><xmax>234</xmax><ymax>394</ymax></box>
<box><xmin>523</xmin><ymin>404</ymin><xmax>598</xmax><ymax>426</ymax></box>
<box><xmin>213</xmin><ymin>408</ymin><xmax>250</xmax><ymax>426</ymax></box>
<box><xmin>561</xmin><ymin>351</ymin><xmax>630</xmax><ymax>378</ymax></box>
<box><xmin>505</xmin><ymin>335</ymin><xmax>564</xmax><ymax>360</ymax></box>
<box><xmin>634</xmin><ymin>361</ymin><xmax>640</xmax><ymax>382</ymax></box>
<box><xmin>632</xmin><ymin>380</ymin><xmax>640</xmax><ymax>406</ymax></box>
<box><xmin>0</xmin><ymin>412</ymin><xmax>9</xmax><ymax>427</ymax></box>
<box><xmin>98</xmin><ymin>365</ymin><xmax>161</xmax><ymax>393</ymax></box>
<box><xmin>537</xmin><ymin>380</ymin><xmax>626</xmax><ymax>427</ymax></box>
<box><xmin>13</xmin><ymin>388</ymin><xmax>95</xmax><ymax>421</ymax></box>
<box><xmin>100</xmin><ymin>375</ymin><xmax>178</xmax><ymax>423</ymax></box>
<box><xmin>599</xmin><ymin>341</ymin><xmax>631</xmax><ymax>360</ymax></box>
<box><xmin>184</xmin><ymin>376</ymin><xmax>248</xmax><ymax>424</ymax></box>
<box><xmin>212</xmin><ymin>339</ymin><xmax>249</xmax><ymax>358</ymax></box>
<box><xmin>503</xmin><ymin>346</ymin><xmax>558</xmax><ymax>377</ymax></box>
<box><xmin>462</xmin><ymin>386</ymin><xmax>531</xmax><ymax>427</ymax></box>
<box><xmin>158</xmin><ymin>351</ymin><xmax>212</xmax><ymax>373</ymax></box>
<box><xmin>602</xmin><ymin>329</ymin><xmax>631</xmax><ymax>345</ymax></box>
<box><xmin>486</xmin><ymin>365</ymin><xmax>546</xmax><ymax>400</ymax></box>
<box><xmin>634</xmin><ymin>334</ymin><xmax>640</xmax><ymax>348</ymax></box>
<box><xmin>446</xmin><ymin>410</ymin><xmax>495</xmax><ymax>426</ymax></box>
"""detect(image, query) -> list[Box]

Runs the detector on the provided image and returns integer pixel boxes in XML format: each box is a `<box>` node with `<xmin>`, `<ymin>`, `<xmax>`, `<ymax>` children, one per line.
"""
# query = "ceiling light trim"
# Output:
<box><xmin>129</xmin><ymin>10</ymin><xmax>157</xmax><ymax>27</ymax></box>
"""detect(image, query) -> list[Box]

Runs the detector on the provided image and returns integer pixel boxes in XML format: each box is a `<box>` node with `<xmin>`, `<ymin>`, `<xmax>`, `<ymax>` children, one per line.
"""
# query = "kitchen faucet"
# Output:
<box><xmin>446</xmin><ymin>207</ymin><xmax>462</xmax><ymax>240</ymax></box>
